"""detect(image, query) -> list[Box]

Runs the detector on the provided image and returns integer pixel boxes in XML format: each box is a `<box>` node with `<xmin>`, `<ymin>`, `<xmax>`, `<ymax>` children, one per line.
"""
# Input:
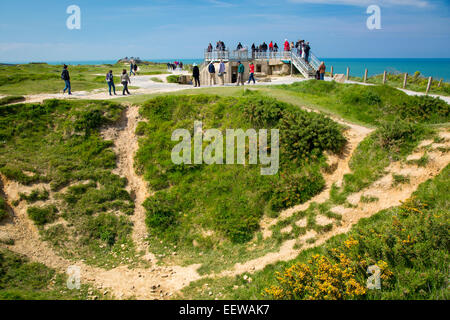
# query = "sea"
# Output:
<box><xmin>3</xmin><ymin>58</ymin><xmax>449</xmax><ymax>82</ymax></box>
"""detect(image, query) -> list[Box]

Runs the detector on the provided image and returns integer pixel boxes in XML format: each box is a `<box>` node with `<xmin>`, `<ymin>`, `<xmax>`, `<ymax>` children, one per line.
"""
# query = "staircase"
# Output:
<box><xmin>290</xmin><ymin>50</ymin><xmax>321</xmax><ymax>79</ymax></box>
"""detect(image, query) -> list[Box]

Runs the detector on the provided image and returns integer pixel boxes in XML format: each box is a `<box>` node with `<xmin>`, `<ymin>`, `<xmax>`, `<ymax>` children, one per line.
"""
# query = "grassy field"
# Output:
<box><xmin>0</xmin><ymin>62</ymin><xmax>167</xmax><ymax>95</ymax></box>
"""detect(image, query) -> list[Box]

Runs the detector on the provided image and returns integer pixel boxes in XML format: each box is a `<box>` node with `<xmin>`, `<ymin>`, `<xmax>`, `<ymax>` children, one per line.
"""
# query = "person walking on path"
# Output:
<box><xmin>133</xmin><ymin>62</ymin><xmax>138</xmax><ymax>75</ymax></box>
<box><xmin>106</xmin><ymin>70</ymin><xmax>116</xmax><ymax>96</ymax></box>
<box><xmin>237</xmin><ymin>61</ymin><xmax>245</xmax><ymax>86</ymax></box>
<box><xmin>218</xmin><ymin>60</ymin><xmax>226</xmax><ymax>85</ymax></box>
<box><xmin>248</xmin><ymin>62</ymin><xmax>255</xmax><ymax>84</ymax></box>
<box><xmin>121</xmin><ymin>69</ymin><xmax>131</xmax><ymax>95</ymax></box>
<box><xmin>130</xmin><ymin>60</ymin><xmax>135</xmax><ymax>76</ymax></box>
<box><xmin>318</xmin><ymin>62</ymin><xmax>326</xmax><ymax>80</ymax></box>
<box><xmin>192</xmin><ymin>63</ymin><xmax>200</xmax><ymax>87</ymax></box>
<box><xmin>61</xmin><ymin>64</ymin><xmax>72</xmax><ymax>95</ymax></box>
<box><xmin>208</xmin><ymin>62</ymin><xmax>216</xmax><ymax>86</ymax></box>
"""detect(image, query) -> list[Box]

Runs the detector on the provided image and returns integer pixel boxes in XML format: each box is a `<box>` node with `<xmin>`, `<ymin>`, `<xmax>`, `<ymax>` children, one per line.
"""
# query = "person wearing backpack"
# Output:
<box><xmin>121</xmin><ymin>69</ymin><xmax>131</xmax><ymax>95</ymax></box>
<box><xmin>133</xmin><ymin>63</ymin><xmax>138</xmax><ymax>75</ymax></box>
<box><xmin>61</xmin><ymin>64</ymin><xmax>72</xmax><ymax>95</ymax></box>
<box><xmin>192</xmin><ymin>63</ymin><xmax>200</xmax><ymax>87</ymax></box>
<box><xmin>106</xmin><ymin>70</ymin><xmax>116</xmax><ymax>96</ymax></box>
<box><xmin>208</xmin><ymin>62</ymin><xmax>216</xmax><ymax>86</ymax></box>
<box><xmin>237</xmin><ymin>61</ymin><xmax>245</xmax><ymax>86</ymax></box>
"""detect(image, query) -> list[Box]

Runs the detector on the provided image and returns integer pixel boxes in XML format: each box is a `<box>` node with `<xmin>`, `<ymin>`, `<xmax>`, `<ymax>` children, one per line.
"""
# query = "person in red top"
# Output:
<box><xmin>284</xmin><ymin>39</ymin><xmax>290</xmax><ymax>51</ymax></box>
<box><xmin>248</xmin><ymin>62</ymin><xmax>256</xmax><ymax>84</ymax></box>
<box><xmin>269</xmin><ymin>41</ymin><xmax>274</xmax><ymax>58</ymax></box>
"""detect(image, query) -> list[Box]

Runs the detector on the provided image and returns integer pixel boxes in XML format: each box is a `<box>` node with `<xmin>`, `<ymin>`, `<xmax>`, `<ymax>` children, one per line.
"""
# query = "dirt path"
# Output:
<box><xmin>260</xmin><ymin>122</ymin><xmax>373</xmax><ymax>238</ymax></box>
<box><xmin>217</xmin><ymin>130</ymin><xmax>450</xmax><ymax>278</ymax></box>
<box><xmin>100</xmin><ymin>104</ymin><xmax>152</xmax><ymax>256</ymax></box>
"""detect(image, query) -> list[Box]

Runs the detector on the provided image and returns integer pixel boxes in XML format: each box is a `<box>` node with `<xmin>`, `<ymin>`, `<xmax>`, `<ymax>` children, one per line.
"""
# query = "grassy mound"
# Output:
<box><xmin>277</xmin><ymin>81</ymin><xmax>449</xmax><ymax>126</ymax></box>
<box><xmin>136</xmin><ymin>94</ymin><xmax>346</xmax><ymax>250</ymax></box>
<box><xmin>0</xmin><ymin>99</ymin><xmax>138</xmax><ymax>268</ymax></box>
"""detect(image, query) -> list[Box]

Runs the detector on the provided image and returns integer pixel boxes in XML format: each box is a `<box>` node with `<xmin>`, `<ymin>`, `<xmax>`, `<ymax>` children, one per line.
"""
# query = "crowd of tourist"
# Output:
<box><xmin>167</xmin><ymin>61</ymin><xmax>184</xmax><ymax>71</ymax></box>
<box><xmin>206</xmin><ymin>38</ymin><xmax>313</xmax><ymax>62</ymax></box>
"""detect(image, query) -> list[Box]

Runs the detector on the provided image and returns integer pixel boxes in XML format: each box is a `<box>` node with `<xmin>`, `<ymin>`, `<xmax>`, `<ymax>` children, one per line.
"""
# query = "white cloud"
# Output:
<box><xmin>288</xmin><ymin>0</ymin><xmax>429</xmax><ymax>7</ymax></box>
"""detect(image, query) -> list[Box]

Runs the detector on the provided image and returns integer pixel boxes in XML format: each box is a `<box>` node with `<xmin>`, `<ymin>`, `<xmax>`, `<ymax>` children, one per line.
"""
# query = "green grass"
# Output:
<box><xmin>0</xmin><ymin>62</ymin><xmax>167</xmax><ymax>95</ymax></box>
<box><xmin>366</xmin><ymin>71</ymin><xmax>450</xmax><ymax>96</ymax></box>
<box><xmin>274</xmin><ymin>81</ymin><xmax>449</xmax><ymax>126</ymax></box>
<box><xmin>135</xmin><ymin>93</ymin><xmax>346</xmax><ymax>272</ymax></box>
<box><xmin>0</xmin><ymin>99</ymin><xmax>142</xmax><ymax>268</ymax></box>
<box><xmin>178</xmin><ymin>164</ymin><xmax>450</xmax><ymax>300</ymax></box>
<box><xmin>0</xmin><ymin>248</ymin><xmax>112</xmax><ymax>300</ymax></box>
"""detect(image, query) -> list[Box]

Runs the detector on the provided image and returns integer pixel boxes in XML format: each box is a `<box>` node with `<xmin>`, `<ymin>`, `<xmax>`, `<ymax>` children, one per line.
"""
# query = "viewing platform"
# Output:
<box><xmin>204</xmin><ymin>49</ymin><xmax>322</xmax><ymax>79</ymax></box>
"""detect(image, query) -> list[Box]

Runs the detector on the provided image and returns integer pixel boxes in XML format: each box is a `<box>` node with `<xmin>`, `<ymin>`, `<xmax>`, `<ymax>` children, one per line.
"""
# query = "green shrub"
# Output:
<box><xmin>271</xmin><ymin>169</ymin><xmax>325</xmax><ymax>211</ymax></box>
<box><xmin>166</xmin><ymin>75</ymin><xmax>180</xmax><ymax>83</ymax></box>
<box><xmin>396</xmin><ymin>95</ymin><xmax>449</xmax><ymax>123</ymax></box>
<box><xmin>85</xmin><ymin>213</ymin><xmax>132</xmax><ymax>246</ymax></box>
<box><xmin>19</xmin><ymin>189</ymin><xmax>49</xmax><ymax>203</ymax></box>
<box><xmin>0</xmin><ymin>198</ymin><xmax>8</xmax><ymax>221</ymax></box>
<box><xmin>27</xmin><ymin>205</ymin><xmax>58</xmax><ymax>226</ymax></box>
<box><xmin>144</xmin><ymin>192</ymin><xmax>180</xmax><ymax>232</ymax></box>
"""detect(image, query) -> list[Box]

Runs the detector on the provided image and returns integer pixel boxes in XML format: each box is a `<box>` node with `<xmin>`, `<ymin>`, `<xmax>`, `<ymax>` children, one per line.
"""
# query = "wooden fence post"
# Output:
<box><xmin>426</xmin><ymin>76</ymin><xmax>432</xmax><ymax>95</ymax></box>
<box><xmin>346</xmin><ymin>67</ymin><xmax>350</xmax><ymax>81</ymax></box>
<box><xmin>330</xmin><ymin>66</ymin><xmax>334</xmax><ymax>78</ymax></box>
<box><xmin>363</xmin><ymin>69</ymin><xmax>368</xmax><ymax>83</ymax></box>
<box><xmin>438</xmin><ymin>78</ymin><xmax>442</xmax><ymax>87</ymax></box>
<box><xmin>383</xmin><ymin>71</ymin><xmax>387</xmax><ymax>84</ymax></box>
<box><xmin>403</xmin><ymin>73</ymin><xmax>408</xmax><ymax>89</ymax></box>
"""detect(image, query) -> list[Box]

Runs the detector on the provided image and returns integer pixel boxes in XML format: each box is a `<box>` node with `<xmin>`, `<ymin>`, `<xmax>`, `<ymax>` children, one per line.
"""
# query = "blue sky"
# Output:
<box><xmin>0</xmin><ymin>0</ymin><xmax>449</xmax><ymax>62</ymax></box>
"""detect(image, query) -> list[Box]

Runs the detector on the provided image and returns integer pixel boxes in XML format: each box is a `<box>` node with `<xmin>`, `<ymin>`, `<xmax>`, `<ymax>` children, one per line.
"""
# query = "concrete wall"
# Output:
<box><xmin>198</xmin><ymin>60</ymin><xmax>291</xmax><ymax>86</ymax></box>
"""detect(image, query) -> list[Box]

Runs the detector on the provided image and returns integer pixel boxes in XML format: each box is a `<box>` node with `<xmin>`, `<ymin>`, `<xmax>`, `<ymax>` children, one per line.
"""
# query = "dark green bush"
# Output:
<box><xmin>396</xmin><ymin>95</ymin><xmax>449</xmax><ymax>123</ymax></box>
<box><xmin>144</xmin><ymin>192</ymin><xmax>180</xmax><ymax>232</ymax></box>
<box><xmin>27</xmin><ymin>205</ymin><xmax>58</xmax><ymax>226</ymax></box>
<box><xmin>271</xmin><ymin>168</ymin><xmax>325</xmax><ymax>211</ymax></box>
<box><xmin>166</xmin><ymin>75</ymin><xmax>181</xmax><ymax>83</ymax></box>
<box><xmin>85</xmin><ymin>213</ymin><xmax>132</xmax><ymax>246</ymax></box>
<box><xmin>0</xmin><ymin>198</ymin><xmax>8</xmax><ymax>222</ymax></box>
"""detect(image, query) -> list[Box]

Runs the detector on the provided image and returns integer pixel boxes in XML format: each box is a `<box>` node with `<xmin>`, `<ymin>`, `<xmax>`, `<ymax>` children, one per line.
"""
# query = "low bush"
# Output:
<box><xmin>27</xmin><ymin>205</ymin><xmax>58</xmax><ymax>226</ymax></box>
